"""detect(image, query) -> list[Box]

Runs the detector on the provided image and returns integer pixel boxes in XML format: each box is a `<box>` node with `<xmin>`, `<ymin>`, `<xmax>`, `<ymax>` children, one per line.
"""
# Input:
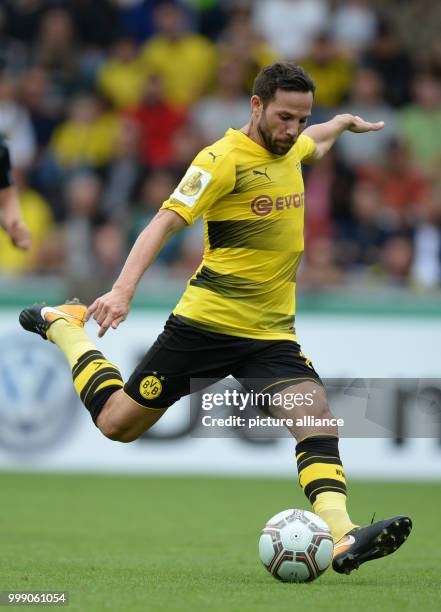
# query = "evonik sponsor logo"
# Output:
<box><xmin>251</xmin><ymin>192</ymin><xmax>304</xmax><ymax>217</ymax></box>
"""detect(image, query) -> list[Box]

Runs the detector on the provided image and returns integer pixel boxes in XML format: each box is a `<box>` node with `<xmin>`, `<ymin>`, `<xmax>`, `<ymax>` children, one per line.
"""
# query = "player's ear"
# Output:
<box><xmin>251</xmin><ymin>95</ymin><xmax>263</xmax><ymax>118</ymax></box>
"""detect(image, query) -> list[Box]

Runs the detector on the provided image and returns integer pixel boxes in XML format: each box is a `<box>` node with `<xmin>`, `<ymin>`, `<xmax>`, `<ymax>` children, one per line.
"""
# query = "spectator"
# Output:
<box><xmin>93</xmin><ymin>222</ymin><xmax>126</xmax><ymax>281</ymax></box>
<box><xmin>127</xmin><ymin>73</ymin><xmax>187</xmax><ymax>169</ymax></box>
<box><xmin>387</xmin><ymin>0</ymin><xmax>441</xmax><ymax>57</ymax></box>
<box><xmin>140</xmin><ymin>1</ymin><xmax>217</xmax><ymax>107</ymax></box>
<box><xmin>303</xmin><ymin>149</ymin><xmax>355</xmax><ymax>248</ymax></box>
<box><xmin>49</xmin><ymin>93</ymin><xmax>120</xmax><ymax>170</ymax></box>
<box><xmin>298</xmin><ymin>237</ymin><xmax>345</xmax><ymax>290</ymax></box>
<box><xmin>426</xmin><ymin>40</ymin><xmax>441</xmax><ymax>79</ymax></box>
<box><xmin>169</xmin><ymin>124</ymin><xmax>205</xmax><ymax>177</ymax></box>
<box><xmin>97</xmin><ymin>37</ymin><xmax>145</xmax><ymax>109</ymax></box>
<box><xmin>0</xmin><ymin>8</ymin><xmax>28</xmax><ymax>76</ymax></box>
<box><xmin>2</xmin><ymin>0</ymin><xmax>45</xmax><ymax>43</ymax></box>
<box><xmin>129</xmin><ymin>171</ymin><xmax>183</xmax><ymax>267</ymax></box>
<box><xmin>336</xmin><ymin>69</ymin><xmax>398</xmax><ymax>168</ymax></box>
<box><xmin>62</xmin><ymin>172</ymin><xmax>124</xmax><ymax>299</ymax></box>
<box><xmin>217</xmin><ymin>6</ymin><xmax>279</xmax><ymax>91</ymax></box>
<box><xmin>0</xmin><ymin>168</ymin><xmax>53</xmax><ymax>275</ymax></box>
<box><xmin>101</xmin><ymin>117</ymin><xmax>145</xmax><ymax>221</ymax></box>
<box><xmin>361</xmin><ymin>139</ymin><xmax>429</xmax><ymax>227</ymax></box>
<box><xmin>18</xmin><ymin>66</ymin><xmax>63</xmax><ymax>150</ymax></box>
<box><xmin>191</xmin><ymin>60</ymin><xmax>250</xmax><ymax>143</ymax></box>
<box><xmin>252</xmin><ymin>0</ymin><xmax>329</xmax><ymax>60</ymax></box>
<box><xmin>69</xmin><ymin>0</ymin><xmax>116</xmax><ymax>49</ymax></box>
<box><xmin>362</xmin><ymin>21</ymin><xmax>414</xmax><ymax>108</ymax></box>
<box><xmin>374</xmin><ymin>234</ymin><xmax>414</xmax><ymax>287</ymax></box>
<box><xmin>0</xmin><ymin>76</ymin><xmax>36</xmax><ymax>167</ymax></box>
<box><xmin>113</xmin><ymin>0</ymin><xmax>159</xmax><ymax>44</ymax></box>
<box><xmin>300</xmin><ymin>33</ymin><xmax>354</xmax><ymax>110</ymax></box>
<box><xmin>32</xmin><ymin>8</ymin><xmax>80</xmax><ymax>94</ymax></box>
<box><xmin>330</xmin><ymin>0</ymin><xmax>377</xmax><ymax>53</ymax></box>
<box><xmin>184</xmin><ymin>0</ymin><xmax>228</xmax><ymax>40</ymax></box>
<box><xmin>336</xmin><ymin>180</ymin><xmax>394</xmax><ymax>271</ymax></box>
<box><xmin>399</xmin><ymin>73</ymin><xmax>441</xmax><ymax>175</ymax></box>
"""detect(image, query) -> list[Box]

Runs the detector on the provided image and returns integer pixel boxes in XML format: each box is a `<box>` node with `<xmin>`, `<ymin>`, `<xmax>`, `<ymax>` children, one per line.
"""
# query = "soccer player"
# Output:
<box><xmin>0</xmin><ymin>136</ymin><xmax>31</xmax><ymax>250</ymax></box>
<box><xmin>19</xmin><ymin>63</ymin><xmax>411</xmax><ymax>574</ymax></box>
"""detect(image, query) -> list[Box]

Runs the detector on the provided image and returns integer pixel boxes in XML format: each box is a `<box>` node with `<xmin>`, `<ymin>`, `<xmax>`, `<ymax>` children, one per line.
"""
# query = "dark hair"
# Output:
<box><xmin>252</xmin><ymin>62</ymin><xmax>315</xmax><ymax>106</ymax></box>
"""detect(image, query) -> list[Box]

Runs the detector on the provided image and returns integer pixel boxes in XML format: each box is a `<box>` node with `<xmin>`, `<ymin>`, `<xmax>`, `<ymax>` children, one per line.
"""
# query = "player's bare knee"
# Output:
<box><xmin>311</xmin><ymin>397</ymin><xmax>333</xmax><ymax>420</ymax></box>
<box><xmin>302</xmin><ymin>385</ymin><xmax>332</xmax><ymax>419</ymax></box>
<box><xmin>99</xmin><ymin>420</ymin><xmax>139</xmax><ymax>443</ymax></box>
<box><xmin>96</xmin><ymin>411</ymin><xmax>136</xmax><ymax>443</ymax></box>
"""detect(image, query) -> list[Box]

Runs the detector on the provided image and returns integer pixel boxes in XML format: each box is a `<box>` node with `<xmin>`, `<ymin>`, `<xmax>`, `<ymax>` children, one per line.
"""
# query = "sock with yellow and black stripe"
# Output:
<box><xmin>296</xmin><ymin>435</ymin><xmax>358</xmax><ymax>542</ymax></box>
<box><xmin>72</xmin><ymin>349</ymin><xmax>124</xmax><ymax>423</ymax></box>
<box><xmin>47</xmin><ymin>320</ymin><xmax>124</xmax><ymax>424</ymax></box>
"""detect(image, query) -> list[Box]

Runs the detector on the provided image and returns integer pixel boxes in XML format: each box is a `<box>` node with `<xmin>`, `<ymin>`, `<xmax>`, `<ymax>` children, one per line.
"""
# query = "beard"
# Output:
<box><xmin>257</xmin><ymin>112</ymin><xmax>295</xmax><ymax>155</ymax></box>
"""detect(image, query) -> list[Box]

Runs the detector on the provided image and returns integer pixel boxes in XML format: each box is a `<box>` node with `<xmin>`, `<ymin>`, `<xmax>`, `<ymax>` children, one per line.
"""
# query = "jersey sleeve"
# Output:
<box><xmin>160</xmin><ymin>148</ymin><xmax>236</xmax><ymax>225</ymax></box>
<box><xmin>293</xmin><ymin>134</ymin><xmax>316</xmax><ymax>162</ymax></box>
<box><xmin>0</xmin><ymin>139</ymin><xmax>13</xmax><ymax>189</ymax></box>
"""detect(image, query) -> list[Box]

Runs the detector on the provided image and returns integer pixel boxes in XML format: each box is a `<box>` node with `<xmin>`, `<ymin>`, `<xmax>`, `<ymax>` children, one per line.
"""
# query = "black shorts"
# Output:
<box><xmin>124</xmin><ymin>315</ymin><xmax>321</xmax><ymax>409</ymax></box>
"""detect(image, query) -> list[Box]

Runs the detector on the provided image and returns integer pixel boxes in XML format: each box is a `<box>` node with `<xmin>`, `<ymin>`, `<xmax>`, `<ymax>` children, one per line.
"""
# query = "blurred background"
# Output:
<box><xmin>0</xmin><ymin>0</ymin><xmax>440</xmax><ymax>478</ymax></box>
<box><xmin>1</xmin><ymin>0</ymin><xmax>441</xmax><ymax>298</ymax></box>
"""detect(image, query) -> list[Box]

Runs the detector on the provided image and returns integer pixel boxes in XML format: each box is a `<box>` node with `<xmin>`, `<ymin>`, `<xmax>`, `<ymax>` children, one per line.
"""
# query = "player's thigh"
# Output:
<box><xmin>233</xmin><ymin>338</ymin><xmax>322</xmax><ymax>403</ymax></box>
<box><xmin>124</xmin><ymin>314</ymin><xmax>255</xmax><ymax>410</ymax></box>
<box><xmin>232</xmin><ymin>340</ymin><xmax>335</xmax><ymax>438</ymax></box>
<box><xmin>109</xmin><ymin>315</ymin><xmax>249</xmax><ymax>439</ymax></box>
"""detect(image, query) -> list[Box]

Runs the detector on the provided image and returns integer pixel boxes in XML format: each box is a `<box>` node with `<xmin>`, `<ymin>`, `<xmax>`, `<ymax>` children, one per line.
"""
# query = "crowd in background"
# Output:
<box><xmin>0</xmin><ymin>0</ymin><xmax>441</xmax><ymax>295</ymax></box>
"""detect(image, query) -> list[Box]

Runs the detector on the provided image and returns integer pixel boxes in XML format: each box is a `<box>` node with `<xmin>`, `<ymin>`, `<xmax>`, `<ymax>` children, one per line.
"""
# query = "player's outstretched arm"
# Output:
<box><xmin>303</xmin><ymin>113</ymin><xmax>385</xmax><ymax>162</ymax></box>
<box><xmin>0</xmin><ymin>186</ymin><xmax>31</xmax><ymax>250</ymax></box>
<box><xmin>87</xmin><ymin>209</ymin><xmax>186</xmax><ymax>337</ymax></box>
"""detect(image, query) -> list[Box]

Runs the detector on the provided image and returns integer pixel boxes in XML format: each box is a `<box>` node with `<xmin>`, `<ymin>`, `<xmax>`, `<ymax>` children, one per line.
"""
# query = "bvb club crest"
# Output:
<box><xmin>179</xmin><ymin>171</ymin><xmax>203</xmax><ymax>196</ymax></box>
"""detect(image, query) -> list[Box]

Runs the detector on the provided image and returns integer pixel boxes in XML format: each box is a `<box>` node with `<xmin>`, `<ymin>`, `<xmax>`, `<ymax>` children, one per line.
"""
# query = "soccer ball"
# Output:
<box><xmin>259</xmin><ymin>509</ymin><xmax>334</xmax><ymax>582</ymax></box>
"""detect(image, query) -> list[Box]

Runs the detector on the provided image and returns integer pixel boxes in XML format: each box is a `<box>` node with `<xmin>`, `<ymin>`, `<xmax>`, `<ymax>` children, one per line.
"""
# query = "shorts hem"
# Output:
<box><xmin>122</xmin><ymin>387</ymin><xmax>169</xmax><ymax>411</ymax></box>
<box><xmin>258</xmin><ymin>376</ymin><xmax>323</xmax><ymax>395</ymax></box>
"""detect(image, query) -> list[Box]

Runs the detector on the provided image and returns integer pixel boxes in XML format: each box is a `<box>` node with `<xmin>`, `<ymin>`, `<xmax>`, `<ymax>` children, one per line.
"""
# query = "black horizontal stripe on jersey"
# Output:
<box><xmin>190</xmin><ymin>266</ymin><xmax>262</xmax><ymax>298</ymax></box>
<box><xmin>257</xmin><ymin>310</ymin><xmax>295</xmax><ymax>331</ymax></box>
<box><xmin>208</xmin><ymin>219</ymin><xmax>285</xmax><ymax>251</ymax></box>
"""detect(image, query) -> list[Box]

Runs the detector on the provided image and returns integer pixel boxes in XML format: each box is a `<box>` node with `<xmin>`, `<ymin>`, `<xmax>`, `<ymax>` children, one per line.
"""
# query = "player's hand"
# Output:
<box><xmin>345</xmin><ymin>114</ymin><xmax>385</xmax><ymax>133</ymax></box>
<box><xmin>86</xmin><ymin>287</ymin><xmax>132</xmax><ymax>338</ymax></box>
<box><xmin>7</xmin><ymin>218</ymin><xmax>31</xmax><ymax>249</ymax></box>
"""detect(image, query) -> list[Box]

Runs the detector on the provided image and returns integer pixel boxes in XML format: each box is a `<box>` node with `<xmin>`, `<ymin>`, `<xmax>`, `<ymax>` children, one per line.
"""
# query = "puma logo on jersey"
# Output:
<box><xmin>208</xmin><ymin>151</ymin><xmax>222</xmax><ymax>163</ymax></box>
<box><xmin>252</xmin><ymin>167</ymin><xmax>271</xmax><ymax>182</ymax></box>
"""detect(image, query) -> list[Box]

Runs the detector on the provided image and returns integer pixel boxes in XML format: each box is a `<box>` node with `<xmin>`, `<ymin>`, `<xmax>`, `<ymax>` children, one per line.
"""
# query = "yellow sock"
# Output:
<box><xmin>47</xmin><ymin>319</ymin><xmax>124</xmax><ymax>423</ymax></box>
<box><xmin>313</xmin><ymin>491</ymin><xmax>358</xmax><ymax>543</ymax></box>
<box><xmin>47</xmin><ymin>319</ymin><xmax>96</xmax><ymax>368</ymax></box>
<box><xmin>296</xmin><ymin>435</ymin><xmax>359</xmax><ymax>543</ymax></box>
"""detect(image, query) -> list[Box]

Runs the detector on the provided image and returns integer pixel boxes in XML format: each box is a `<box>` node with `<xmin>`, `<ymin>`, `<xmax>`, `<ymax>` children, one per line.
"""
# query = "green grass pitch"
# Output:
<box><xmin>0</xmin><ymin>473</ymin><xmax>440</xmax><ymax>611</ymax></box>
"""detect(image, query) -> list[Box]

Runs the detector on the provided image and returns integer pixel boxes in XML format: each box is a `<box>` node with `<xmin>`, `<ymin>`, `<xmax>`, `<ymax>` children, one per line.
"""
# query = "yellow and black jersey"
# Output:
<box><xmin>161</xmin><ymin>128</ymin><xmax>316</xmax><ymax>341</ymax></box>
